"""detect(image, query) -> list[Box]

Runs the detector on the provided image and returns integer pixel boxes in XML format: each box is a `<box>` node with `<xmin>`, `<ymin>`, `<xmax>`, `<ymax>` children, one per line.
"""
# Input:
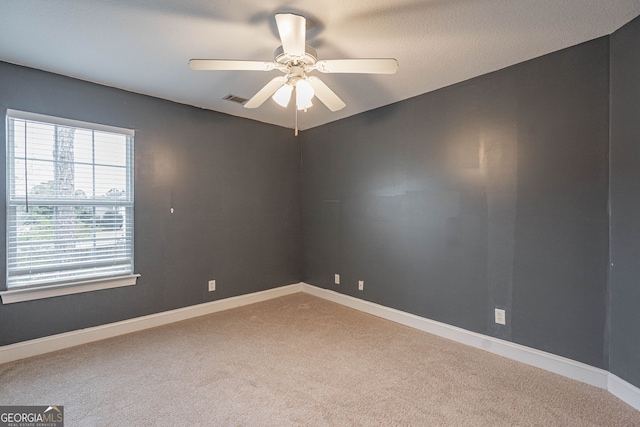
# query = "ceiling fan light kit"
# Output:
<box><xmin>272</xmin><ymin>83</ymin><xmax>293</xmax><ymax>107</ymax></box>
<box><xmin>295</xmin><ymin>79</ymin><xmax>314</xmax><ymax>111</ymax></box>
<box><xmin>189</xmin><ymin>13</ymin><xmax>398</xmax><ymax>134</ymax></box>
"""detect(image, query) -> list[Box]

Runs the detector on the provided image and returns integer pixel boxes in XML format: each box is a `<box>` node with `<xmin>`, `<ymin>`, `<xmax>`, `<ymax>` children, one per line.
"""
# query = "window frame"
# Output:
<box><xmin>1</xmin><ymin>110</ymin><xmax>139</xmax><ymax>304</ymax></box>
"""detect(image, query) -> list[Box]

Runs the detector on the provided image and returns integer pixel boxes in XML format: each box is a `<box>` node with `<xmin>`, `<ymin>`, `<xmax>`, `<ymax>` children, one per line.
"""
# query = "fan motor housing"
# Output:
<box><xmin>274</xmin><ymin>45</ymin><xmax>318</xmax><ymax>67</ymax></box>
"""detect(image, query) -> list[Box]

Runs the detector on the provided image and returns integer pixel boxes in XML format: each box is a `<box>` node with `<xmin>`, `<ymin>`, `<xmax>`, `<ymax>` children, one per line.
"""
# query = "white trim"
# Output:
<box><xmin>6</xmin><ymin>109</ymin><xmax>135</xmax><ymax>136</ymax></box>
<box><xmin>0</xmin><ymin>282</ymin><xmax>303</xmax><ymax>364</ymax></box>
<box><xmin>0</xmin><ymin>275</ymin><xmax>141</xmax><ymax>304</ymax></box>
<box><xmin>609</xmin><ymin>373</ymin><xmax>640</xmax><ymax>411</ymax></box>
<box><xmin>301</xmin><ymin>283</ymin><xmax>640</xmax><ymax>411</ymax></box>
<box><xmin>1</xmin><ymin>281</ymin><xmax>638</xmax><ymax>412</ymax></box>
<box><xmin>300</xmin><ymin>284</ymin><xmax>609</xmax><ymax>388</ymax></box>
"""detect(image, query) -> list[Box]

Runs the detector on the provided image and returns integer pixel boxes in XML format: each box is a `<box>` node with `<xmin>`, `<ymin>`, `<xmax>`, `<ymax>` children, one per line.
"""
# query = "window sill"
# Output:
<box><xmin>0</xmin><ymin>274</ymin><xmax>140</xmax><ymax>304</ymax></box>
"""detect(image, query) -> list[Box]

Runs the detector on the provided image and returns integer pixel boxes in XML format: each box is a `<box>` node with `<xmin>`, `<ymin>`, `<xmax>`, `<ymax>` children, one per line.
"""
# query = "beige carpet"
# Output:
<box><xmin>1</xmin><ymin>293</ymin><xmax>638</xmax><ymax>426</ymax></box>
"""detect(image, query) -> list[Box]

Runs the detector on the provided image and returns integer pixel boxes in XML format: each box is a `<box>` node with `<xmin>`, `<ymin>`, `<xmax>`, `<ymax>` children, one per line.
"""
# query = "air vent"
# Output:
<box><xmin>222</xmin><ymin>94</ymin><xmax>248</xmax><ymax>105</ymax></box>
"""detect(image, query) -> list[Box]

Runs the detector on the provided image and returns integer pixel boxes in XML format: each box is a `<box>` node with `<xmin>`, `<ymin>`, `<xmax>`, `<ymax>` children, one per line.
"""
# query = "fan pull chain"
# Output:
<box><xmin>295</xmin><ymin>106</ymin><xmax>299</xmax><ymax>136</ymax></box>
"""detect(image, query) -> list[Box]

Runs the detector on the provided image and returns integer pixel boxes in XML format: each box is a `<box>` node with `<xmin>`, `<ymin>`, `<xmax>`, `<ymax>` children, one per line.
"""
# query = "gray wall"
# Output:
<box><xmin>610</xmin><ymin>15</ymin><xmax>640</xmax><ymax>389</ymax></box>
<box><xmin>302</xmin><ymin>37</ymin><xmax>610</xmax><ymax>368</ymax></box>
<box><xmin>0</xmin><ymin>61</ymin><xmax>301</xmax><ymax>346</ymax></box>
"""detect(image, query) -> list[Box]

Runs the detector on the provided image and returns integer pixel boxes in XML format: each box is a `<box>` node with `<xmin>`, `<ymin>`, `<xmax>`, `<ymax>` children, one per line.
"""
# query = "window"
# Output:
<box><xmin>2</xmin><ymin>110</ymin><xmax>137</xmax><ymax>303</ymax></box>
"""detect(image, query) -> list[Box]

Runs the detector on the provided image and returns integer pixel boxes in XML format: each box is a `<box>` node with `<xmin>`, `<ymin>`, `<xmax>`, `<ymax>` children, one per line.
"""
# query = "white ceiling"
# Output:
<box><xmin>1</xmin><ymin>1</ymin><xmax>639</xmax><ymax>131</ymax></box>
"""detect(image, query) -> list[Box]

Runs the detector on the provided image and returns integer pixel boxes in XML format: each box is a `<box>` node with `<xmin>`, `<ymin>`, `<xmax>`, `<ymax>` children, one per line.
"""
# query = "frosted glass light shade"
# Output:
<box><xmin>272</xmin><ymin>83</ymin><xmax>293</xmax><ymax>107</ymax></box>
<box><xmin>296</xmin><ymin>79</ymin><xmax>314</xmax><ymax>110</ymax></box>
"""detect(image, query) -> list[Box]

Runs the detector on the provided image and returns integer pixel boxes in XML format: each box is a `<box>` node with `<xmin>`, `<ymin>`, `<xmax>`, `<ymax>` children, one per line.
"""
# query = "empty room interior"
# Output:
<box><xmin>1</xmin><ymin>0</ymin><xmax>640</xmax><ymax>425</ymax></box>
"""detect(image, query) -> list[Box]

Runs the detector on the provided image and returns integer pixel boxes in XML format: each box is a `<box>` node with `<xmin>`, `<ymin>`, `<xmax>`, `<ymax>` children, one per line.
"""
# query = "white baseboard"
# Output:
<box><xmin>300</xmin><ymin>283</ymin><xmax>640</xmax><ymax>411</ymax></box>
<box><xmin>0</xmin><ymin>282</ymin><xmax>303</xmax><ymax>365</ymax></box>
<box><xmin>2</xmin><ymin>281</ymin><xmax>638</xmax><ymax>412</ymax></box>
<box><xmin>609</xmin><ymin>373</ymin><xmax>640</xmax><ymax>411</ymax></box>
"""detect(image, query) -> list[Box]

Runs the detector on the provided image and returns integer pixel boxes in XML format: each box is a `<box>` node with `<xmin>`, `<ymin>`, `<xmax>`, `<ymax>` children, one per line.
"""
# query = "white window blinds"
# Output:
<box><xmin>6</xmin><ymin>110</ymin><xmax>134</xmax><ymax>289</ymax></box>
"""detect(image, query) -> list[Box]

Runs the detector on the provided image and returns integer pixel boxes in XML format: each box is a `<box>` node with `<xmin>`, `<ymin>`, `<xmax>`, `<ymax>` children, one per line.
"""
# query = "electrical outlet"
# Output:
<box><xmin>208</xmin><ymin>280</ymin><xmax>216</xmax><ymax>292</ymax></box>
<box><xmin>334</xmin><ymin>274</ymin><xmax>340</xmax><ymax>285</ymax></box>
<box><xmin>495</xmin><ymin>308</ymin><xmax>506</xmax><ymax>325</ymax></box>
<box><xmin>358</xmin><ymin>280</ymin><xmax>364</xmax><ymax>291</ymax></box>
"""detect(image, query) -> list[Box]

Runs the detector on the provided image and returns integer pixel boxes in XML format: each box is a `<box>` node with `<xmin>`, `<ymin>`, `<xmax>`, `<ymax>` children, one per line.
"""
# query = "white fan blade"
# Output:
<box><xmin>275</xmin><ymin>13</ymin><xmax>306</xmax><ymax>58</ymax></box>
<box><xmin>189</xmin><ymin>59</ymin><xmax>275</xmax><ymax>71</ymax></box>
<box><xmin>307</xmin><ymin>77</ymin><xmax>346</xmax><ymax>112</ymax></box>
<box><xmin>316</xmin><ymin>59</ymin><xmax>398</xmax><ymax>74</ymax></box>
<box><xmin>244</xmin><ymin>76</ymin><xmax>287</xmax><ymax>109</ymax></box>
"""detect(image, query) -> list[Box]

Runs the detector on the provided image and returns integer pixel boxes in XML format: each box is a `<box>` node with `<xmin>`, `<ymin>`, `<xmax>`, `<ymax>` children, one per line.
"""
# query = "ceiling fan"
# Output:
<box><xmin>189</xmin><ymin>13</ymin><xmax>398</xmax><ymax>132</ymax></box>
